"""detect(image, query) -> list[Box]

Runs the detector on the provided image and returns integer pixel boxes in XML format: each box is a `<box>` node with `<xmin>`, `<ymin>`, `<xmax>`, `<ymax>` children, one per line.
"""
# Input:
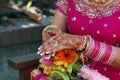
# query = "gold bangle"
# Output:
<box><xmin>77</xmin><ymin>35</ymin><xmax>91</xmax><ymax>53</ymax></box>
<box><xmin>42</xmin><ymin>25</ymin><xmax>61</xmax><ymax>42</ymax></box>
<box><xmin>83</xmin><ymin>35</ymin><xmax>91</xmax><ymax>54</ymax></box>
<box><xmin>77</xmin><ymin>35</ymin><xmax>87</xmax><ymax>51</ymax></box>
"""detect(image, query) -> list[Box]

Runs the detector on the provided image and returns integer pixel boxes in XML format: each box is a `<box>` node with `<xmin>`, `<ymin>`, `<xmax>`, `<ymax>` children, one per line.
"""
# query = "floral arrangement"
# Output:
<box><xmin>33</xmin><ymin>49</ymin><xmax>110</xmax><ymax>80</ymax></box>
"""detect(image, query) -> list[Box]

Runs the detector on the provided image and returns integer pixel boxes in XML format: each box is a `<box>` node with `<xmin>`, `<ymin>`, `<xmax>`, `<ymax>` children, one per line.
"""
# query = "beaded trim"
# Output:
<box><xmin>74</xmin><ymin>0</ymin><xmax>120</xmax><ymax>19</ymax></box>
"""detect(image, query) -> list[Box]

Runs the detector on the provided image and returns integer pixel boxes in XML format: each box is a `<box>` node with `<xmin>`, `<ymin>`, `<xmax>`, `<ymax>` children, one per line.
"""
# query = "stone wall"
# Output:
<box><xmin>0</xmin><ymin>17</ymin><xmax>52</xmax><ymax>46</ymax></box>
<box><xmin>0</xmin><ymin>0</ymin><xmax>54</xmax><ymax>46</ymax></box>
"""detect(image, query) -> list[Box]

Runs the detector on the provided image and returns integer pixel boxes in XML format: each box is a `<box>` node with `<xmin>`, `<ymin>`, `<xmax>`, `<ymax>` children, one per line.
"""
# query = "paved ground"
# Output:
<box><xmin>0</xmin><ymin>41</ymin><xmax>41</xmax><ymax>80</ymax></box>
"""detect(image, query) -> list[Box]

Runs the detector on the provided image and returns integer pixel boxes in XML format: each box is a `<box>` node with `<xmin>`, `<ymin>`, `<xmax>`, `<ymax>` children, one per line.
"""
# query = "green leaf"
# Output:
<box><xmin>72</xmin><ymin>63</ymin><xmax>82</xmax><ymax>70</ymax></box>
<box><xmin>50</xmin><ymin>71</ymin><xmax>62</xmax><ymax>78</ymax></box>
<box><xmin>25</xmin><ymin>0</ymin><xmax>32</xmax><ymax>9</ymax></box>
<box><xmin>71</xmin><ymin>77</ymin><xmax>79</xmax><ymax>80</ymax></box>
<box><xmin>67</xmin><ymin>64</ymin><xmax>73</xmax><ymax>73</ymax></box>
<box><xmin>67</xmin><ymin>55</ymin><xmax>78</xmax><ymax>73</ymax></box>
<box><xmin>51</xmin><ymin>70</ymin><xmax>69</xmax><ymax>80</ymax></box>
<box><xmin>69</xmin><ymin>74</ymin><xmax>79</xmax><ymax>80</ymax></box>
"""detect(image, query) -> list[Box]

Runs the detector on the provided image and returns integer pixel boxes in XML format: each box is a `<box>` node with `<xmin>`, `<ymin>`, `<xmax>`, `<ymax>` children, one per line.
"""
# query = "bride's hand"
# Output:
<box><xmin>42</xmin><ymin>25</ymin><xmax>61</xmax><ymax>42</ymax></box>
<box><xmin>38</xmin><ymin>33</ymin><xmax>86</xmax><ymax>58</ymax></box>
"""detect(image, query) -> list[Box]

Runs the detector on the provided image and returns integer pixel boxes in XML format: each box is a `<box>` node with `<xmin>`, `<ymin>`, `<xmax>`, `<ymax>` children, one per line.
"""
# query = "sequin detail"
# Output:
<box><xmin>97</xmin><ymin>30</ymin><xmax>100</xmax><ymax>34</ymax></box>
<box><xmin>118</xmin><ymin>73</ymin><xmax>120</xmax><ymax>75</ymax></box>
<box><xmin>118</xmin><ymin>16</ymin><xmax>120</xmax><ymax>20</ymax></box>
<box><xmin>104</xmin><ymin>24</ymin><xmax>108</xmax><ymax>28</ymax></box>
<box><xmin>71</xmin><ymin>17</ymin><xmax>77</xmax><ymax>21</ymax></box>
<box><xmin>74</xmin><ymin>0</ymin><xmax>120</xmax><ymax>19</ymax></box>
<box><xmin>81</xmin><ymin>27</ymin><xmax>85</xmax><ymax>30</ymax></box>
<box><xmin>113</xmin><ymin>34</ymin><xmax>117</xmax><ymax>38</ymax></box>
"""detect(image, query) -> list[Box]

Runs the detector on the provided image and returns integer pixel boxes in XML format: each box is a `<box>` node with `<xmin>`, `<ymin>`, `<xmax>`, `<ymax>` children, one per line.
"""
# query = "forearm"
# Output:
<box><xmin>112</xmin><ymin>47</ymin><xmax>120</xmax><ymax>67</ymax></box>
<box><xmin>51</xmin><ymin>10</ymin><xmax>67</xmax><ymax>32</ymax></box>
<box><xmin>42</xmin><ymin>10</ymin><xmax>67</xmax><ymax>42</ymax></box>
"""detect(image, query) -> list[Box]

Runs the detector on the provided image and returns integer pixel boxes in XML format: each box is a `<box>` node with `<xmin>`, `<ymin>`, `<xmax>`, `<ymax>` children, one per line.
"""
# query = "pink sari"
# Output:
<box><xmin>56</xmin><ymin>0</ymin><xmax>120</xmax><ymax>79</ymax></box>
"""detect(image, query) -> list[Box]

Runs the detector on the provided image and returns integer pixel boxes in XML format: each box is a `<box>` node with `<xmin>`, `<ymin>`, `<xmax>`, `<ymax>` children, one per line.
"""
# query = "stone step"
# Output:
<box><xmin>0</xmin><ymin>17</ymin><xmax>52</xmax><ymax>46</ymax></box>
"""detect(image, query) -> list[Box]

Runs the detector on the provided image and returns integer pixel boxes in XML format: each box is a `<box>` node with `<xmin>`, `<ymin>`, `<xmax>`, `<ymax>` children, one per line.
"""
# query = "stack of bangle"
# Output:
<box><xmin>80</xmin><ymin>36</ymin><xmax>117</xmax><ymax>65</ymax></box>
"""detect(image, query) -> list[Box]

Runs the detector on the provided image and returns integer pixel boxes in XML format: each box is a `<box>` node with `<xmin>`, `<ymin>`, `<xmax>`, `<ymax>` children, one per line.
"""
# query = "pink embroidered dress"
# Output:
<box><xmin>56</xmin><ymin>0</ymin><xmax>120</xmax><ymax>80</ymax></box>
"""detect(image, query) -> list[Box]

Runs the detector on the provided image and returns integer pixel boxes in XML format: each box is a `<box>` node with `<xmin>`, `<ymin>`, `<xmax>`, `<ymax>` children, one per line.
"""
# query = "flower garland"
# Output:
<box><xmin>33</xmin><ymin>49</ymin><xmax>110</xmax><ymax>80</ymax></box>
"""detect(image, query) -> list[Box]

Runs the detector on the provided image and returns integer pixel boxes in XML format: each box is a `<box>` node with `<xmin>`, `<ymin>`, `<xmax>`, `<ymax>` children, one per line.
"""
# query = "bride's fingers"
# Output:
<box><xmin>43</xmin><ymin>30</ymin><xmax>58</xmax><ymax>42</ymax></box>
<box><xmin>42</xmin><ymin>25</ymin><xmax>62</xmax><ymax>42</ymax></box>
<box><xmin>40</xmin><ymin>34</ymin><xmax>73</xmax><ymax>55</ymax></box>
<box><xmin>43</xmin><ymin>33</ymin><xmax>62</xmax><ymax>45</ymax></box>
<box><xmin>47</xmin><ymin>30</ymin><xmax>59</xmax><ymax>36</ymax></box>
<box><xmin>38</xmin><ymin>35</ymin><xmax>62</xmax><ymax>55</ymax></box>
<box><xmin>39</xmin><ymin>41</ymin><xmax>68</xmax><ymax>56</ymax></box>
<box><xmin>45</xmin><ymin>45</ymin><xmax>71</xmax><ymax>55</ymax></box>
<box><xmin>38</xmin><ymin>41</ymin><xmax>60</xmax><ymax>56</ymax></box>
<box><xmin>44</xmin><ymin>54</ymin><xmax>52</xmax><ymax>59</ymax></box>
<box><xmin>39</xmin><ymin>35</ymin><xmax>58</xmax><ymax>48</ymax></box>
<box><xmin>43</xmin><ymin>42</ymin><xmax>73</xmax><ymax>55</ymax></box>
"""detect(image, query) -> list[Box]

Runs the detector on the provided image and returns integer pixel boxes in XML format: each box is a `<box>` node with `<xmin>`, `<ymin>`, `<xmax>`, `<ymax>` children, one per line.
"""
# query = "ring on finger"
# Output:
<box><xmin>54</xmin><ymin>41</ymin><xmax>59</xmax><ymax>47</ymax></box>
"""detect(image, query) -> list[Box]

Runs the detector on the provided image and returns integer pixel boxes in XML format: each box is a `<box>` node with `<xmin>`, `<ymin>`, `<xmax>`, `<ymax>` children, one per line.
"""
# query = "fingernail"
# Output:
<box><xmin>38</xmin><ymin>47</ymin><xmax>40</xmax><ymax>50</ymax></box>
<box><xmin>45</xmin><ymin>56</ymin><xmax>50</xmax><ymax>59</ymax></box>
<box><xmin>52</xmin><ymin>53</ymin><xmax>55</xmax><ymax>56</ymax></box>
<box><xmin>41</xmin><ymin>52</ymin><xmax>45</xmax><ymax>56</ymax></box>
<box><xmin>38</xmin><ymin>49</ymin><xmax>42</xmax><ymax>53</ymax></box>
<box><xmin>40</xmin><ymin>53</ymin><xmax>44</xmax><ymax>56</ymax></box>
<box><xmin>46</xmin><ymin>51</ymin><xmax>51</xmax><ymax>54</ymax></box>
<box><xmin>38</xmin><ymin>46</ymin><xmax>42</xmax><ymax>50</ymax></box>
<box><xmin>37</xmin><ymin>51</ymin><xmax>40</xmax><ymax>54</ymax></box>
<box><xmin>45</xmin><ymin>54</ymin><xmax>51</xmax><ymax>59</ymax></box>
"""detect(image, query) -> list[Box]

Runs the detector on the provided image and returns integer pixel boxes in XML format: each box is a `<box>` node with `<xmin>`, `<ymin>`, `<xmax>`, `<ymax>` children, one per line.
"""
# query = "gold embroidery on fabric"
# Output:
<box><xmin>88</xmin><ymin>0</ymin><xmax>109</xmax><ymax>6</ymax></box>
<box><xmin>74</xmin><ymin>0</ymin><xmax>120</xmax><ymax>19</ymax></box>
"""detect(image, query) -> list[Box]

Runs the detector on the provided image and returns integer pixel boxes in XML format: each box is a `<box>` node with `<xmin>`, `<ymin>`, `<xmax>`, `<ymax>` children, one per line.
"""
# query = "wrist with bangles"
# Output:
<box><xmin>77</xmin><ymin>35</ymin><xmax>117</xmax><ymax>65</ymax></box>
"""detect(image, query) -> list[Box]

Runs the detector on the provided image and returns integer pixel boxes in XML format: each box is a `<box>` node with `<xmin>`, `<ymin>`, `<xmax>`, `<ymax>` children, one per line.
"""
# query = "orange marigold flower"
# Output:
<box><xmin>56</xmin><ymin>49</ymin><xmax>76</xmax><ymax>63</ymax></box>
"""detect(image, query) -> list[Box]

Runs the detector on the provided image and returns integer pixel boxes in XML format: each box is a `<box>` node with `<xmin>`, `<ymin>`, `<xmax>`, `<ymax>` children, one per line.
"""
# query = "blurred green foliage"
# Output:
<box><xmin>9</xmin><ymin>0</ymin><xmax>24</xmax><ymax>6</ymax></box>
<box><xmin>10</xmin><ymin>0</ymin><xmax>20</xmax><ymax>3</ymax></box>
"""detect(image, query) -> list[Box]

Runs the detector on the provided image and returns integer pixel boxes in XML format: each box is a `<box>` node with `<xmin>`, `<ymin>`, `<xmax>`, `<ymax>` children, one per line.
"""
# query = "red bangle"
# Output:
<box><xmin>85</xmin><ymin>36</ymin><xmax>117</xmax><ymax>65</ymax></box>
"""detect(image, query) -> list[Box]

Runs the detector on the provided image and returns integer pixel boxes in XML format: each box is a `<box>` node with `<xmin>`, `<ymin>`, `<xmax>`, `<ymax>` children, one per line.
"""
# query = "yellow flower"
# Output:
<box><xmin>39</xmin><ymin>49</ymin><xmax>77</xmax><ymax>76</ymax></box>
<box><xmin>54</xmin><ymin>61</ymin><xmax>64</xmax><ymax>66</ymax></box>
